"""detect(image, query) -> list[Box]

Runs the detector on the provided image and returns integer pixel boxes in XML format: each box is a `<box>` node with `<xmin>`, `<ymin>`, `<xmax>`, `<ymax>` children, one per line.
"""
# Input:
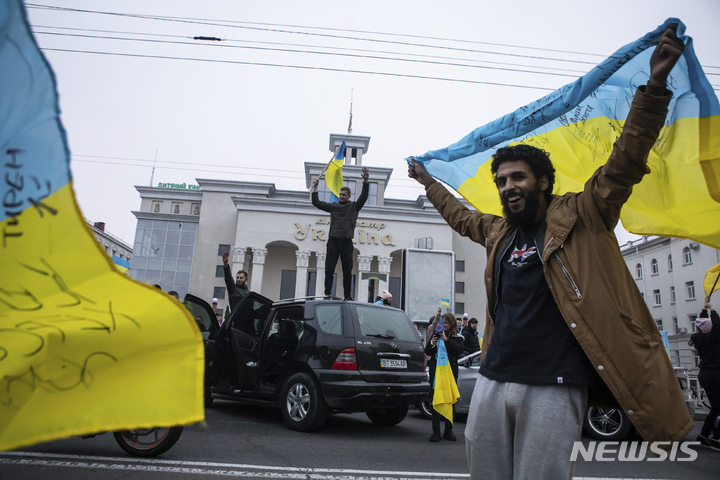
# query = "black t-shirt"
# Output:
<box><xmin>480</xmin><ymin>221</ymin><xmax>594</xmax><ymax>386</ymax></box>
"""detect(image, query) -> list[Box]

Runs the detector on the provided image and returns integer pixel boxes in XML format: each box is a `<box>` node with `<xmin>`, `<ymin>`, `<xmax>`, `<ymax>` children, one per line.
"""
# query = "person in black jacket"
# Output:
<box><xmin>689</xmin><ymin>298</ymin><xmax>720</xmax><ymax>450</ymax></box>
<box><xmin>311</xmin><ymin>167</ymin><xmax>369</xmax><ymax>300</ymax></box>
<box><xmin>425</xmin><ymin>312</ymin><xmax>465</xmax><ymax>442</ymax></box>
<box><xmin>222</xmin><ymin>251</ymin><xmax>250</xmax><ymax>309</ymax></box>
<box><xmin>463</xmin><ymin>317</ymin><xmax>481</xmax><ymax>354</ymax></box>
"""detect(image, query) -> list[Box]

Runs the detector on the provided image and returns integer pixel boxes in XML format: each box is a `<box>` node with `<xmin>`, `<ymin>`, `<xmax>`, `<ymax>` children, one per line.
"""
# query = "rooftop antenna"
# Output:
<box><xmin>149</xmin><ymin>150</ymin><xmax>158</xmax><ymax>186</ymax></box>
<box><xmin>348</xmin><ymin>89</ymin><xmax>353</xmax><ymax>134</ymax></box>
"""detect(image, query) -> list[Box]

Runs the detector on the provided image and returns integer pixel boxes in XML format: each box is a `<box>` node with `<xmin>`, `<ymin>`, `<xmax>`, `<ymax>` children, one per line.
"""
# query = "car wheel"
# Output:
<box><xmin>366</xmin><ymin>406</ymin><xmax>409</xmax><ymax>426</ymax></box>
<box><xmin>583</xmin><ymin>406</ymin><xmax>632</xmax><ymax>441</ymax></box>
<box><xmin>112</xmin><ymin>427</ymin><xmax>183</xmax><ymax>457</ymax></box>
<box><xmin>280</xmin><ymin>372</ymin><xmax>329</xmax><ymax>432</ymax></box>
<box><xmin>417</xmin><ymin>397</ymin><xmax>433</xmax><ymax>420</ymax></box>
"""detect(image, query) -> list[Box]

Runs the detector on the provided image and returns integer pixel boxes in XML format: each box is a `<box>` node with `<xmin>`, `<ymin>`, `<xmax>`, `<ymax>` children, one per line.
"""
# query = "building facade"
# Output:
<box><xmin>87</xmin><ymin>220</ymin><xmax>133</xmax><ymax>264</ymax></box>
<box><xmin>129</xmin><ymin>134</ymin><xmax>488</xmax><ymax>330</ymax></box>
<box><xmin>621</xmin><ymin>235</ymin><xmax>720</xmax><ymax>373</ymax></box>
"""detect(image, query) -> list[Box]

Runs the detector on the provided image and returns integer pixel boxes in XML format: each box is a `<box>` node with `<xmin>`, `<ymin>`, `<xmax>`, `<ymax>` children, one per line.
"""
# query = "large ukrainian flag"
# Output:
<box><xmin>325</xmin><ymin>141</ymin><xmax>346</xmax><ymax>202</ymax></box>
<box><xmin>0</xmin><ymin>0</ymin><xmax>203</xmax><ymax>451</ymax></box>
<box><xmin>409</xmin><ymin>19</ymin><xmax>720</xmax><ymax>249</ymax></box>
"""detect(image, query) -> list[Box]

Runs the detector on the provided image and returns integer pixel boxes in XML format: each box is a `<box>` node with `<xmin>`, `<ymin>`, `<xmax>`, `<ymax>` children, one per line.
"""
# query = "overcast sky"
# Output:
<box><xmin>25</xmin><ymin>0</ymin><xmax>720</xmax><ymax>246</ymax></box>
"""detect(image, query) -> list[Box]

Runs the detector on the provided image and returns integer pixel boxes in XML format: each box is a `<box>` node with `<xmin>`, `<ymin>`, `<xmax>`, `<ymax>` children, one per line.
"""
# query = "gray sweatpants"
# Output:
<box><xmin>464</xmin><ymin>375</ymin><xmax>588</xmax><ymax>480</ymax></box>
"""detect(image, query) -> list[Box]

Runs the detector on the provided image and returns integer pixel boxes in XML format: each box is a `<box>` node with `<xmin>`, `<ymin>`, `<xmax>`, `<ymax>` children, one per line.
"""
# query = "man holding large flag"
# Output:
<box><xmin>311</xmin><ymin>161</ymin><xmax>370</xmax><ymax>300</ymax></box>
<box><xmin>409</xmin><ymin>24</ymin><xmax>692</xmax><ymax>479</ymax></box>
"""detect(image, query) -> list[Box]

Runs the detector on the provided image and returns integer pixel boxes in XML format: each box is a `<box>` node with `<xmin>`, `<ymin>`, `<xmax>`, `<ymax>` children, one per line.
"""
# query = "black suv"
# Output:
<box><xmin>184</xmin><ymin>293</ymin><xmax>428</xmax><ymax>432</ymax></box>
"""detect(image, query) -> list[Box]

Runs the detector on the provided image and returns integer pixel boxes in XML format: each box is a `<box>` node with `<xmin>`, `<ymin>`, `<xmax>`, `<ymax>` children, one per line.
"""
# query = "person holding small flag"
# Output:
<box><xmin>425</xmin><ymin>312</ymin><xmax>463</xmax><ymax>442</ymax></box>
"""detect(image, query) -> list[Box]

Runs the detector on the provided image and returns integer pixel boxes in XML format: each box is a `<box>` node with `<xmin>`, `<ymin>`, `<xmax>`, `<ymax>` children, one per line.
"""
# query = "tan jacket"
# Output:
<box><xmin>424</xmin><ymin>87</ymin><xmax>693</xmax><ymax>444</ymax></box>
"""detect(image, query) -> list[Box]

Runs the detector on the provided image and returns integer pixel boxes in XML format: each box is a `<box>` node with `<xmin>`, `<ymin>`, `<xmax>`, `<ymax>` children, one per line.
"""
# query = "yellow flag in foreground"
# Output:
<box><xmin>0</xmin><ymin>0</ymin><xmax>204</xmax><ymax>451</ymax></box>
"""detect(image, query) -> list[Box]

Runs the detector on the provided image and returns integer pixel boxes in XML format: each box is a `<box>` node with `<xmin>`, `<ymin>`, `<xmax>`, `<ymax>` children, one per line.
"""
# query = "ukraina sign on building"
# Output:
<box><xmin>294</xmin><ymin>218</ymin><xmax>395</xmax><ymax>246</ymax></box>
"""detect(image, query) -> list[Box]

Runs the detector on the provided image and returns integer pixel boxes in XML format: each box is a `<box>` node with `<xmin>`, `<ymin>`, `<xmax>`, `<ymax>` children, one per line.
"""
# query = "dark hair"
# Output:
<box><xmin>340</xmin><ymin>186</ymin><xmax>351</xmax><ymax>195</ymax></box>
<box><xmin>442</xmin><ymin>313</ymin><xmax>459</xmax><ymax>337</ymax></box>
<box><xmin>236</xmin><ymin>270</ymin><xmax>248</xmax><ymax>277</ymax></box>
<box><xmin>490</xmin><ymin>144</ymin><xmax>555</xmax><ymax>204</ymax></box>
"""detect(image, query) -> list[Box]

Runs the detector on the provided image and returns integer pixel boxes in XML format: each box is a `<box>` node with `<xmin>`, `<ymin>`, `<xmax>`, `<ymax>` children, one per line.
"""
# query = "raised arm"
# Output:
<box><xmin>409</xmin><ymin>159</ymin><xmax>495</xmax><ymax>244</ymax></box>
<box><xmin>646</xmin><ymin>23</ymin><xmax>684</xmax><ymax>95</ymax></box>
<box><xmin>584</xmin><ymin>25</ymin><xmax>684</xmax><ymax>231</ymax></box>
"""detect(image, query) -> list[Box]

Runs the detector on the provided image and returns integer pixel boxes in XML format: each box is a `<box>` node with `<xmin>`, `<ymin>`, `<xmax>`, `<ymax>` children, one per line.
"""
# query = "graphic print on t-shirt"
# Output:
<box><xmin>507</xmin><ymin>243</ymin><xmax>537</xmax><ymax>267</ymax></box>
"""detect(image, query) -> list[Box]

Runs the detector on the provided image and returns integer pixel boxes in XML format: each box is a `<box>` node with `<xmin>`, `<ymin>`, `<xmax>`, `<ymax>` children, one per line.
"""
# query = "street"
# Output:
<box><xmin>1</xmin><ymin>400</ymin><xmax>719</xmax><ymax>480</ymax></box>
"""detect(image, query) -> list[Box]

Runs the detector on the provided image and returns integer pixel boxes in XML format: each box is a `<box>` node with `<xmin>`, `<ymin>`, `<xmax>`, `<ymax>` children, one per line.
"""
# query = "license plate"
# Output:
<box><xmin>380</xmin><ymin>359</ymin><xmax>407</xmax><ymax>369</ymax></box>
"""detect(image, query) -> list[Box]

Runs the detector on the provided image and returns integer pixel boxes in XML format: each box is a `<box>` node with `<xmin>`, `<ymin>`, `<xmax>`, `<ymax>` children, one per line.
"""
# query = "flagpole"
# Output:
<box><xmin>709</xmin><ymin>272</ymin><xmax>720</xmax><ymax>300</ymax></box>
<box><xmin>309</xmin><ymin>143</ymin><xmax>343</xmax><ymax>193</ymax></box>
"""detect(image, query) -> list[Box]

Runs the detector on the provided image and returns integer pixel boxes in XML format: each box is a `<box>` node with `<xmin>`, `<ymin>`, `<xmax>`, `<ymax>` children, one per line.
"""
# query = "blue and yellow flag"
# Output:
<box><xmin>704</xmin><ymin>263</ymin><xmax>720</xmax><ymax>298</ymax></box>
<box><xmin>0</xmin><ymin>0</ymin><xmax>203</xmax><ymax>451</ymax></box>
<box><xmin>325</xmin><ymin>141</ymin><xmax>346</xmax><ymax>202</ymax></box>
<box><xmin>112</xmin><ymin>255</ymin><xmax>131</xmax><ymax>273</ymax></box>
<box><xmin>408</xmin><ymin>19</ymin><xmax>720</xmax><ymax>249</ymax></box>
<box><xmin>433</xmin><ymin>339</ymin><xmax>460</xmax><ymax>423</ymax></box>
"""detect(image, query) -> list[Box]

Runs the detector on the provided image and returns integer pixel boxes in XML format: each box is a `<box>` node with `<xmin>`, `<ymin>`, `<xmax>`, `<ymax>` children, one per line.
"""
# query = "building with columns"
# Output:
<box><xmin>129</xmin><ymin>133</ymin><xmax>488</xmax><ymax>329</ymax></box>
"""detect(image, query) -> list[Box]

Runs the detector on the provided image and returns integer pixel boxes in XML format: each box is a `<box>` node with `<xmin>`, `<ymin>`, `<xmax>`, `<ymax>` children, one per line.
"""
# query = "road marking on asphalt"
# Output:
<box><xmin>0</xmin><ymin>452</ymin><xmax>675</xmax><ymax>480</ymax></box>
<box><xmin>0</xmin><ymin>451</ymin><xmax>467</xmax><ymax>479</ymax></box>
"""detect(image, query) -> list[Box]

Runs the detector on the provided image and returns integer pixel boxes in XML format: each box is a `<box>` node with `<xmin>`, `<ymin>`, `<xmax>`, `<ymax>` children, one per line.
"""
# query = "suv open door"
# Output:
<box><xmin>214</xmin><ymin>292</ymin><xmax>273</xmax><ymax>389</ymax></box>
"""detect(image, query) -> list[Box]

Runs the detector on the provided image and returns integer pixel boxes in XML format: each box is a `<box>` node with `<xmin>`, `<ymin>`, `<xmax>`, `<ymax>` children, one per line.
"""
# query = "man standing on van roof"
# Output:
<box><xmin>408</xmin><ymin>24</ymin><xmax>691</xmax><ymax>480</ymax></box>
<box><xmin>311</xmin><ymin>167</ymin><xmax>369</xmax><ymax>301</ymax></box>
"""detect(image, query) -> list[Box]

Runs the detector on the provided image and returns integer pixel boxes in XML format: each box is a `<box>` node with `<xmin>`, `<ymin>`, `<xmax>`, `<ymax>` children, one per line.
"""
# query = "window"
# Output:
<box><xmin>670</xmin><ymin>286</ymin><xmax>676</xmax><ymax>304</ymax></box>
<box><xmin>218</xmin><ymin>244</ymin><xmax>231</xmax><ymax>256</ymax></box>
<box><xmin>231</xmin><ymin>298</ymin><xmax>271</xmax><ymax>337</ymax></box>
<box><xmin>655</xmin><ymin>318</ymin><xmax>663</xmax><ymax>331</ymax></box>
<box><xmin>129</xmin><ymin>220</ymin><xmax>196</xmax><ymax>297</ymax></box>
<box><xmin>673</xmin><ymin>317</ymin><xmax>679</xmax><ymax>334</ymax></box>
<box><xmin>364</xmin><ymin>182</ymin><xmax>379</xmax><ymax>206</ymax></box>
<box><xmin>650</xmin><ymin>259</ymin><xmax>659</xmax><ymax>275</ymax></box>
<box><xmin>667</xmin><ymin>254</ymin><xmax>673</xmax><ymax>271</ymax></box>
<box><xmin>653</xmin><ymin>289</ymin><xmax>661</xmax><ymax>306</ymax></box>
<box><xmin>316</xmin><ymin>180</ymin><xmax>333</xmax><ymax>202</ymax></box>
<box><xmin>683</xmin><ymin>247</ymin><xmax>692</xmax><ymax>265</ymax></box>
<box><xmin>455</xmin><ymin>281</ymin><xmax>465</xmax><ymax>294</ymax></box>
<box><xmin>693</xmin><ymin>350</ymin><xmax>700</xmax><ymax>368</ymax></box>
<box><xmin>279</xmin><ymin>270</ymin><xmax>297</xmax><ymax>300</ymax></box>
<box><xmin>455</xmin><ymin>260</ymin><xmax>465</xmax><ymax>273</ymax></box>
<box><xmin>306</xmin><ymin>271</ymin><xmax>317</xmax><ymax>297</ymax></box>
<box><xmin>455</xmin><ymin>302</ymin><xmax>464</xmax><ymax>316</ymax></box>
<box><xmin>216</xmin><ymin>265</ymin><xmax>224</xmax><ymax>278</ymax></box>
<box><xmin>690</xmin><ymin>314</ymin><xmax>698</xmax><ymax>333</ymax></box>
<box><xmin>266</xmin><ymin>306</ymin><xmax>305</xmax><ymax>340</ymax></box>
<box><xmin>213</xmin><ymin>286</ymin><xmax>226</xmax><ymax>300</ymax></box>
<box><xmin>355</xmin><ymin>305</ymin><xmax>418</xmax><ymax>341</ymax></box>
<box><xmin>686</xmin><ymin>281</ymin><xmax>696</xmax><ymax>300</ymax></box>
<box><xmin>671</xmin><ymin>350</ymin><xmax>680</xmax><ymax>365</ymax></box>
<box><xmin>635</xmin><ymin>263</ymin><xmax>643</xmax><ymax>279</ymax></box>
